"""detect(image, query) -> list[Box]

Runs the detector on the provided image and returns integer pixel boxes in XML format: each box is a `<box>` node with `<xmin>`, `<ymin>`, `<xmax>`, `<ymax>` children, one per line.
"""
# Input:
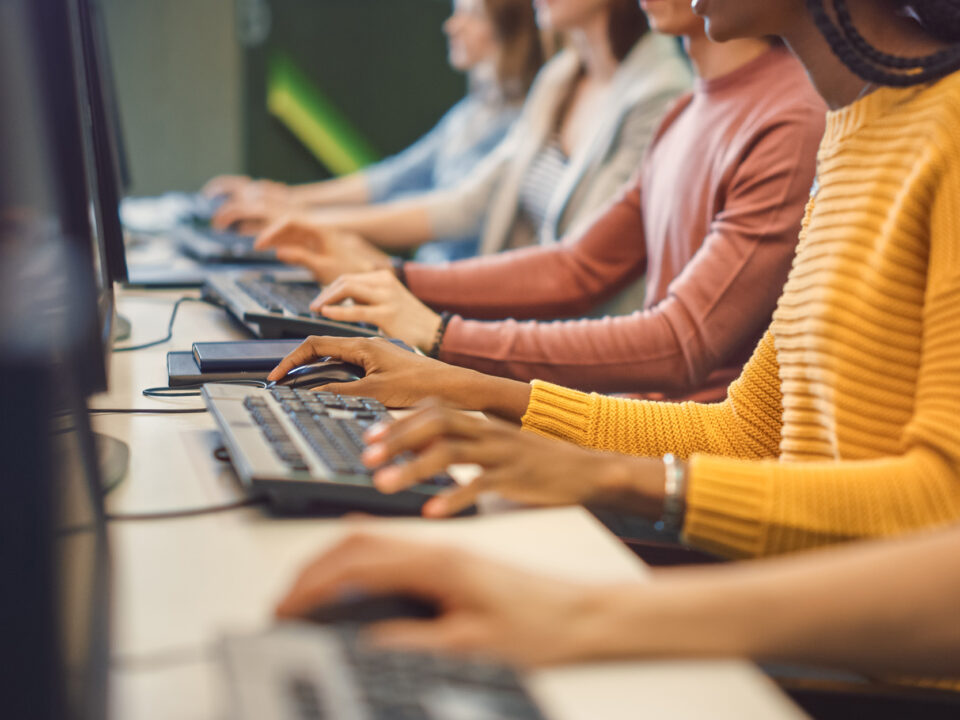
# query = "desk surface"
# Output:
<box><xmin>100</xmin><ymin>287</ymin><xmax>806</xmax><ymax>720</ymax></box>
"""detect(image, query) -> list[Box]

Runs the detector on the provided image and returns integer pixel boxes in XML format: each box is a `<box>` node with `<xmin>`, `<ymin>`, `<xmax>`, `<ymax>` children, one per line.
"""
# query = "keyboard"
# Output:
<box><xmin>223</xmin><ymin>625</ymin><xmax>547</xmax><ymax>720</ymax></box>
<box><xmin>203</xmin><ymin>270</ymin><xmax>381</xmax><ymax>339</ymax></box>
<box><xmin>172</xmin><ymin>224</ymin><xmax>276</xmax><ymax>263</ymax></box>
<box><xmin>236</xmin><ymin>277</ymin><xmax>322</xmax><ymax>317</ymax></box>
<box><xmin>203</xmin><ymin>383</ymin><xmax>463</xmax><ymax>515</ymax></box>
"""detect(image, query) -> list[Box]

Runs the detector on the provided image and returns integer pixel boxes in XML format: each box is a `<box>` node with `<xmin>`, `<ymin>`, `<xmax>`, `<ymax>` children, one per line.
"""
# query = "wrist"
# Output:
<box><xmin>441</xmin><ymin>369</ymin><xmax>531</xmax><ymax>422</ymax></box>
<box><xmin>588</xmin><ymin>456</ymin><xmax>666</xmax><ymax>520</ymax></box>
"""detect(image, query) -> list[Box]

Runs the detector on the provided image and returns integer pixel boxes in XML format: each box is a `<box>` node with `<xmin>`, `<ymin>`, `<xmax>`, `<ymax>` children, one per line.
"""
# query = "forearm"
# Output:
<box><xmin>438</xmin><ymin>309</ymin><xmax>720</xmax><ymax>396</ymax></box>
<box><xmin>436</xmin><ymin>367</ymin><xmax>532</xmax><ymax>423</ymax></box>
<box><xmin>289</xmin><ymin>173</ymin><xmax>371</xmax><ymax>208</ymax></box>
<box><xmin>406</xmin><ymin>187</ymin><xmax>645</xmax><ymax>318</ymax></box>
<box><xmin>580</xmin><ymin>527</ymin><xmax>960</xmax><ymax>676</ymax></box>
<box><xmin>520</xmin><ymin>332</ymin><xmax>783</xmax><ymax>458</ymax></box>
<box><xmin>306</xmin><ymin>202</ymin><xmax>434</xmax><ymax>251</ymax></box>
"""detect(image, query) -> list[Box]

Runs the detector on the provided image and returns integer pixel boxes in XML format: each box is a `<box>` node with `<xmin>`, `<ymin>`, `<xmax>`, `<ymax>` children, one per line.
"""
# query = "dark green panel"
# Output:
<box><xmin>244</xmin><ymin>0</ymin><xmax>465</xmax><ymax>184</ymax></box>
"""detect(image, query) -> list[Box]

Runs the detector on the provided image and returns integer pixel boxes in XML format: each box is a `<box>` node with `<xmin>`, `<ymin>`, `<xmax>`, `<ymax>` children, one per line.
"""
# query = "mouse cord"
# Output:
<box><xmin>112</xmin><ymin>296</ymin><xmax>221</xmax><ymax>353</ymax></box>
<box><xmin>105</xmin><ymin>495</ymin><xmax>268</xmax><ymax>522</ymax></box>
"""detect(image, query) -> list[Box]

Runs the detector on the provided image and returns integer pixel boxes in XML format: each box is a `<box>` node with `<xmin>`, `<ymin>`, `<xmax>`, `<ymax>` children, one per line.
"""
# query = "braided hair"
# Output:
<box><xmin>806</xmin><ymin>0</ymin><xmax>960</xmax><ymax>86</ymax></box>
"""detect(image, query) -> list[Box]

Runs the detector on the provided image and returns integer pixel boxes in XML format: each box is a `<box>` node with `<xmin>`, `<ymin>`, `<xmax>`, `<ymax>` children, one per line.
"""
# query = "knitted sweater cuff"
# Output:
<box><xmin>521</xmin><ymin>380</ymin><xmax>595</xmax><ymax>446</ymax></box>
<box><xmin>682</xmin><ymin>454</ymin><xmax>771</xmax><ymax>559</ymax></box>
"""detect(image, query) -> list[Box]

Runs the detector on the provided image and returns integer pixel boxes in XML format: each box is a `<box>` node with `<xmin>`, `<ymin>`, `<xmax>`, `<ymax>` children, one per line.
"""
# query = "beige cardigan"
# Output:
<box><xmin>421</xmin><ymin>32</ymin><xmax>691</xmax><ymax>257</ymax></box>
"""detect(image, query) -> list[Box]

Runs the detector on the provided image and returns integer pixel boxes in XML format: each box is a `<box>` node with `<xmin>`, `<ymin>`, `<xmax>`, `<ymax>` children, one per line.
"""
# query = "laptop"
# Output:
<box><xmin>222</xmin><ymin>624</ymin><xmax>547</xmax><ymax>720</ymax></box>
<box><xmin>202</xmin><ymin>383</ymin><xmax>463</xmax><ymax>515</ymax></box>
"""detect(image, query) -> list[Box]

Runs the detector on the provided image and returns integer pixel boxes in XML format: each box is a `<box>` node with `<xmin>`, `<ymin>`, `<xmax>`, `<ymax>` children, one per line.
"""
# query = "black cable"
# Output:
<box><xmin>89</xmin><ymin>407</ymin><xmax>207</xmax><ymax>415</ymax></box>
<box><xmin>142</xmin><ymin>379</ymin><xmax>268</xmax><ymax>399</ymax></box>
<box><xmin>105</xmin><ymin>496</ymin><xmax>268</xmax><ymax>522</ymax></box>
<box><xmin>88</xmin><ymin>381</ymin><xmax>269</xmax><ymax>412</ymax></box>
<box><xmin>112</xmin><ymin>296</ymin><xmax>220</xmax><ymax>353</ymax></box>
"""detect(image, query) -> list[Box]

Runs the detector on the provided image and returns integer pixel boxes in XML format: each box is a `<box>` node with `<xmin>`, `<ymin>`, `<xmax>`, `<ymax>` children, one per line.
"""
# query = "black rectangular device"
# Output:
<box><xmin>192</xmin><ymin>339</ymin><xmax>305</xmax><ymax>372</ymax></box>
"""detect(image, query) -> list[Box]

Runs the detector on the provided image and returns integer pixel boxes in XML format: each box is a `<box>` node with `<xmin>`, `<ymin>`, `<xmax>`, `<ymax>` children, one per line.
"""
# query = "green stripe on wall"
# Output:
<box><xmin>266</xmin><ymin>53</ymin><xmax>380</xmax><ymax>175</ymax></box>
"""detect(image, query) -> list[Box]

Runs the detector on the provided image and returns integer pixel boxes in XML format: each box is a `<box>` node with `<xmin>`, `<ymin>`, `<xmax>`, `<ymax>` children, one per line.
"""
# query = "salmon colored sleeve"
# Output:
<box><xmin>430</xmin><ymin>110</ymin><xmax>819</xmax><ymax>395</ymax></box>
<box><xmin>404</xmin><ymin>181</ymin><xmax>648</xmax><ymax>321</ymax></box>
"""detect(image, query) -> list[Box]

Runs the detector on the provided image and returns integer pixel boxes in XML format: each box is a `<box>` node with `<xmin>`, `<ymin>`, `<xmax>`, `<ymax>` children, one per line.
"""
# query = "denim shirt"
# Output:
<box><xmin>364</xmin><ymin>93</ymin><xmax>519</xmax><ymax>262</ymax></box>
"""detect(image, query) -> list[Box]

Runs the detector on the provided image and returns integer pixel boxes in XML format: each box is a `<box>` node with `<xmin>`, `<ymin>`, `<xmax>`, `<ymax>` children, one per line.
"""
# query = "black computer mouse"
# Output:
<box><xmin>305</xmin><ymin>593</ymin><xmax>439</xmax><ymax>626</ymax></box>
<box><xmin>276</xmin><ymin>359</ymin><xmax>365</xmax><ymax>389</ymax></box>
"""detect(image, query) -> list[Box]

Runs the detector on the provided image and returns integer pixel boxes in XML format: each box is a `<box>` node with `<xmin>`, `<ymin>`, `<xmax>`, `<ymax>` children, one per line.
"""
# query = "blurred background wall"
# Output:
<box><xmin>101</xmin><ymin>0</ymin><xmax>464</xmax><ymax>196</ymax></box>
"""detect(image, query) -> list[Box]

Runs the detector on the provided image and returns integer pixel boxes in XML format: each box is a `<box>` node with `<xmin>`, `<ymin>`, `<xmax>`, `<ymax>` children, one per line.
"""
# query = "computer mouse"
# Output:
<box><xmin>304</xmin><ymin>592</ymin><xmax>439</xmax><ymax>626</ymax></box>
<box><xmin>275</xmin><ymin>358</ymin><xmax>365</xmax><ymax>389</ymax></box>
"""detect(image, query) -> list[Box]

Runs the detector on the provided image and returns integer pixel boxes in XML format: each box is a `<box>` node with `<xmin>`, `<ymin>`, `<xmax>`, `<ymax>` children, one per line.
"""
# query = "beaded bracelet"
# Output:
<box><xmin>428</xmin><ymin>312</ymin><xmax>453</xmax><ymax>359</ymax></box>
<box><xmin>655</xmin><ymin>453</ymin><xmax>687</xmax><ymax>536</ymax></box>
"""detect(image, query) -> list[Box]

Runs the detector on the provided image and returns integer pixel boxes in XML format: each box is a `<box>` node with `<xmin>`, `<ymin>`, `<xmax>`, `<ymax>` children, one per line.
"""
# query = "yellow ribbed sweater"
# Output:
<box><xmin>522</xmin><ymin>71</ymin><xmax>960</xmax><ymax>559</ymax></box>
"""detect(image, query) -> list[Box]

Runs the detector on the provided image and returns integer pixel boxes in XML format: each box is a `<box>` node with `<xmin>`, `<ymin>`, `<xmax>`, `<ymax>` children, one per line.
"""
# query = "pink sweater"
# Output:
<box><xmin>406</xmin><ymin>48</ymin><xmax>826</xmax><ymax>402</ymax></box>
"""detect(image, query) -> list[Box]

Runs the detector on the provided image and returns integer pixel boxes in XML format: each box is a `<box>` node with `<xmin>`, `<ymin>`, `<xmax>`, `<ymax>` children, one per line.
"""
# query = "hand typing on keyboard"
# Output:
<box><xmin>358</xmin><ymin>398</ymin><xmax>666</xmax><ymax>519</ymax></box>
<box><xmin>253</xmin><ymin>218</ymin><xmax>392</xmax><ymax>285</ymax></box>
<box><xmin>246</xmin><ymin>387</ymin><xmax>457</xmax><ymax>490</ymax></box>
<box><xmin>307</xmin><ymin>271</ymin><xmax>443</xmax><ymax>352</ymax></box>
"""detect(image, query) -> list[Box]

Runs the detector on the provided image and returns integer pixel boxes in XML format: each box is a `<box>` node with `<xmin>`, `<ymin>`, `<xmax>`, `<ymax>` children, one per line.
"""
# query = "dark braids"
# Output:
<box><xmin>806</xmin><ymin>0</ymin><xmax>960</xmax><ymax>86</ymax></box>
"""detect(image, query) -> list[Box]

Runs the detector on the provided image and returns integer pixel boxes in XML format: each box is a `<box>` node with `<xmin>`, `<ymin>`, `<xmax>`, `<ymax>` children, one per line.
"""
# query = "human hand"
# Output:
<box><xmin>275</xmin><ymin>533</ymin><xmax>613</xmax><ymax>667</ymax></box>
<box><xmin>267</xmin><ymin>335</ymin><xmax>479</xmax><ymax>409</ymax></box>
<box><xmin>360</xmin><ymin>400</ymin><xmax>666</xmax><ymax>519</ymax></box>
<box><xmin>309</xmin><ymin>271</ymin><xmax>440</xmax><ymax>352</ymax></box>
<box><xmin>210</xmin><ymin>196</ymin><xmax>299</xmax><ymax>235</ymax></box>
<box><xmin>254</xmin><ymin>218</ymin><xmax>392</xmax><ymax>285</ymax></box>
<box><xmin>269</xmin><ymin>336</ymin><xmax>533</xmax><ymax>419</ymax></box>
<box><xmin>202</xmin><ymin>174</ymin><xmax>254</xmax><ymax>199</ymax></box>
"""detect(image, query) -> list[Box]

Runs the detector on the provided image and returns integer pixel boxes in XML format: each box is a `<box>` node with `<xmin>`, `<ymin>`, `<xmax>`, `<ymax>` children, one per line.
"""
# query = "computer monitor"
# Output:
<box><xmin>0</xmin><ymin>0</ymin><xmax>109</xmax><ymax>394</ymax></box>
<box><xmin>73</xmin><ymin>0</ymin><xmax>130</xmax><ymax>284</ymax></box>
<box><xmin>0</xmin><ymin>1</ymin><xmax>112</xmax><ymax>717</ymax></box>
<box><xmin>0</xmin><ymin>236</ymin><xmax>112</xmax><ymax>720</ymax></box>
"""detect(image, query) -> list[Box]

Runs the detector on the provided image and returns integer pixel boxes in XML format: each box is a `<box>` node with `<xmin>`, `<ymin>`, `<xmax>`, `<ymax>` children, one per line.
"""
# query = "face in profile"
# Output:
<box><xmin>532</xmin><ymin>0</ymin><xmax>611</xmax><ymax>32</ymax></box>
<box><xmin>638</xmin><ymin>0</ymin><xmax>704</xmax><ymax>37</ymax></box>
<box><xmin>444</xmin><ymin>0</ymin><xmax>500</xmax><ymax>71</ymax></box>
<box><xmin>691</xmin><ymin>0</ymin><xmax>803</xmax><ymax>43</ymax></box>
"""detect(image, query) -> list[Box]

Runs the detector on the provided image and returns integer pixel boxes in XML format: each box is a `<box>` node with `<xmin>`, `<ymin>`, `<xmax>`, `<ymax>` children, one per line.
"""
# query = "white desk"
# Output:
<box><xmin>99</xmin><ymin>288</ymin><xmax>806</xmax><ymax>720</ymax></box>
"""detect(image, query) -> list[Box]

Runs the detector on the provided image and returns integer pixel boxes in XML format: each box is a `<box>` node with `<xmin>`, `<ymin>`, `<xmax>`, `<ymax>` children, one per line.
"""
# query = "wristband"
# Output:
<box><xmin>428</xmin><ymin>312</ymin><xmax>453</xmax><ymax>359</ymax></box>
<box><xmin>656</xmin><ymin>453</ymin><xmax>687</xmax><ymax>536</ymax></box>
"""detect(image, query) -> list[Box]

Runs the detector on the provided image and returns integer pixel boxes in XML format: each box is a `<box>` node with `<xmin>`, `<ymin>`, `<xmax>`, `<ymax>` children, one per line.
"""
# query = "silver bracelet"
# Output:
<box><xmin>655</xmin><ymin>453</ymin><xmax>687</xmax><ymax>536</ymax></box>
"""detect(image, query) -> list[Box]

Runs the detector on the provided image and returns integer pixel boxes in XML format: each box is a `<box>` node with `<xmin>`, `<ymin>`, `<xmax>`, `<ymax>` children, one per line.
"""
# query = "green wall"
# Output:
<box><xmin>244</xmin><ymin>0</ymin><xmax>465</xmax><ymax>184</ymax></box>
<box><xmin>101</xmin><ymin>0</ymin><xmax>465</xmax><ymax>193</ymax></box>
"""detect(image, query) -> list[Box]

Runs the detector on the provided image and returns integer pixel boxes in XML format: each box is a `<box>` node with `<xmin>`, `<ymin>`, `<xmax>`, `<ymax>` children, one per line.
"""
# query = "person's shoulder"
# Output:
<box><xmin>529</xmin><ymin>49</ymin><xmax>581</xmax><ymax>93</ymax></box>
<box><xmin>619</xmin><ymin>33</ymin><xmax>693</xmax><ymax>92</ymax></box>
<box><xmin>919</xmin><ymin>70</ymin><xmax>960</xmax><ymax>127</ymax></box>
<box><xmin>759</xmin><ymin>48</ymin><xmax>826</xmax><ymax>114</ymax></box>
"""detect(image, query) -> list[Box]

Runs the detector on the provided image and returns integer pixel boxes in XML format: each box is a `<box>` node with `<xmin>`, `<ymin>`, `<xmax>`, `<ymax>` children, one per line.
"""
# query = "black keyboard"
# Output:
<box><xmin>287</xmin><ymin>627</ymin><xmax>546</xmax><ymax>720</ymax></box>
<box><xmin>245</xmin><ymin>387</ymin><xmax>455</xmax><ymax>488</ymax></box>
<box><xmin>236</xmin><ymin>278</ymin><xmax>321</xmax><ymax>316</ymax></box>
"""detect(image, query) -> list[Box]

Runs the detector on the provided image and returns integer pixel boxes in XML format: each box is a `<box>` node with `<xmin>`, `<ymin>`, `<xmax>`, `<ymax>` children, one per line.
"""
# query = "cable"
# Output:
<box><xmin>142</xmin><ymin>379</ymin><xmax>268</xmax><ymax>399</ymax></box>
<box><xmin>112</xmin><ymin>296</ymin><xmax>220</xmax><ymax>353</ymax></box>
<box><xmin>105</xmin><ymin>496</ymin><xmax>268</xmax><ymax>522</ymax></box>
<box><xmin>89</xmin><ymin>407</ymin><xmax>207</xmax><ymax>415</ymax></box>
<box><xmin>88</xmin><ymin>381</ymin><xmax>270</xmax><ymax>412</ymax></box>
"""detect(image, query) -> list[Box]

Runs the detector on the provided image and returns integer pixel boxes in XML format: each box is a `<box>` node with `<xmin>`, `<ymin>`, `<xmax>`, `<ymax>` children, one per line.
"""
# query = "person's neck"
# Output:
<box><xmin>466</xmin><ymin>61</ymin><xmax>501</xmax><ymax>101</ymax></box>
<box><xmin>568</xmin><ymin>12</ymin><xmax>620</xmax><ymax>82</ymax></box>
<box><xmin>684</xmin><ymin>30</ymin><xmax>771</xmax><ymax>83</ymax></box>
<box><xmin>778</xmin><ymin>0</ymin><xmax>950</xmax><ymax>110</ymax></box>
